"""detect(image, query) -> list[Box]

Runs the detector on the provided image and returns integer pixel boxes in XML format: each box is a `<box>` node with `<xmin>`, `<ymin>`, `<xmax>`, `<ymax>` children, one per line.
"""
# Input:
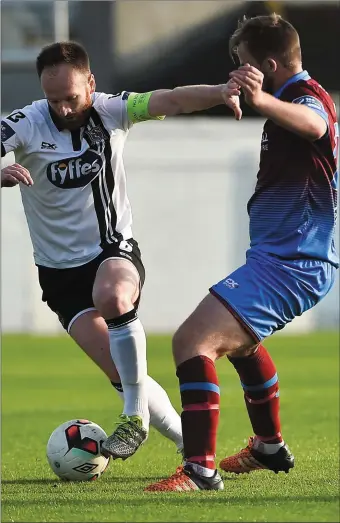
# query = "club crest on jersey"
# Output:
<box><xmin>47</xmin><ymin>150</ymin><xmax>103</xmax><ymax>188</ymax></box>
<box><xmin>84</xmin><ymin>125</ymin><xmax>107</xmax><ymax>146</ymax></box>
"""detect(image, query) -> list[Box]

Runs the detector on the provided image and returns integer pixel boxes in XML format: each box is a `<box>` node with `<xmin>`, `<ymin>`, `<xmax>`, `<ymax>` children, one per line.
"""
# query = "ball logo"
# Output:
<box><xmin>47</xmin><ymin>150</ymin><xmax>103</xmax><ymax>188</ymax></box>
<box><xmin>72</xmin><ymin>463</ymin><xmax>98</xmax><ymax>474</ymax></box>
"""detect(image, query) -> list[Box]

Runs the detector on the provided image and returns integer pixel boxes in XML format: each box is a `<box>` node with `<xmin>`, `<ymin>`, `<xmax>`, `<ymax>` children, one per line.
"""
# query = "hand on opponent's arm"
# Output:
<box><xmin>1</xmin><ymin>163</ymin><xmax>33</xmax><ymax>188</ymax></box>
<box><xmin>230</xmin><ymin>65</ymin><xmax>327</xmax><ymax>141</ymax></box>
<box><xmin>148</xmin><ymin>81</ymin><xmax>242</xmax><ymax>120</ymax></box>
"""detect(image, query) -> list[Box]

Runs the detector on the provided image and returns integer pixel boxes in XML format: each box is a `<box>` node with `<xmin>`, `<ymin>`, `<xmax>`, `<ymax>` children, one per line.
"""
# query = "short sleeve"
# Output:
<box><xmin>1</xmin><ymin>109</ymin><xmax>32</xmax><ymax>157</ymax></box>
<box><xmin>292</xmin><ymin>93</ymin><xmax>329</xmax><ymax>125</ymax></box>
<box><xmin>94</xmin><ymin>91</ymin><xmax>165</xmax><ymax>133</ymax></box>
<box><xmin>93</xmin><ymin>92</ymin><xmax>131</xmax><ymax>132</ymax></box>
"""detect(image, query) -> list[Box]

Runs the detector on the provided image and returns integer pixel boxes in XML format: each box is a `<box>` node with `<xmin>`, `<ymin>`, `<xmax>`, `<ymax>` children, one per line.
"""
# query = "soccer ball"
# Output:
<box><xmin>46</xmin><ymin>419</ymin><xmax>110</xmax><ymax>481</ymax></box>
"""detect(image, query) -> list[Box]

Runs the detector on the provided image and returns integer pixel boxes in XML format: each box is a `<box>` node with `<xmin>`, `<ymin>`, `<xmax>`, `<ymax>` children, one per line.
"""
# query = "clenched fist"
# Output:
<box><xmin>229</xmin><ymin>65</ymin><xmax>265</xmax><ymax>108</ymax></box>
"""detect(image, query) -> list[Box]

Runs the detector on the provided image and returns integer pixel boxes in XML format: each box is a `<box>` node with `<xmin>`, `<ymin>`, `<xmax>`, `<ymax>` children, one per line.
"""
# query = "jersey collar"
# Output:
<box><xmin>273</xmin><ymin>70</ymin><xmax>311</xmax><ymax>99</ymax></box>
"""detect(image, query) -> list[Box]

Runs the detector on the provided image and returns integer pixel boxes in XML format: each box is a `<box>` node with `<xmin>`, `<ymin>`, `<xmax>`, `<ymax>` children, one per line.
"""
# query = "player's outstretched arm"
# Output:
<box><xmin>106</xmin><ymin>85</ymin><xmax>241</xmax><ymax>128</ymax></box>
<box><xmin>230</xmin><ymin>65</ymin><xmax>327</xmax><ymax>141</ymax></box>
<box><xmin>1</xmin><ymin>164</ymin><xmax>33</xmax><ymax>188</ymax></box>
<box><xmin>147</xmin><ymin>82</ymin><xmax>242</xmax><ymax>120</ymax></box>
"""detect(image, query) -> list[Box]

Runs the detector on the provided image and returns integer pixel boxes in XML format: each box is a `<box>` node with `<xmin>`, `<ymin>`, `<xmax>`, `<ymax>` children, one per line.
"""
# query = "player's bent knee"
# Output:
<box><xmin>172</xmin><ymin>324</ymin><xmax>191</xmax><ymax>358</ymax></box>
<box><xmin>93</xmin><ymin>285</ymin><xmax>133</xmax><ymax>319</ymax></box>
<box><xmin>172</xmin><ymin>323</ymin><xmax>216</xmax><ymax>364</ymax></box>
<box><xmin>225</xmin><ymin>340</ymin><xmax>259</xmax><ymax>359</ymax></box>
<box><xmin>172</xmin><ymin>314</ymin><xmax>259</xmax><ymax>364</ymax></box>
<box><xmin>213</xmin><ymin>342</ymin><xmax>256</xmax><ymax>360</ymax></box>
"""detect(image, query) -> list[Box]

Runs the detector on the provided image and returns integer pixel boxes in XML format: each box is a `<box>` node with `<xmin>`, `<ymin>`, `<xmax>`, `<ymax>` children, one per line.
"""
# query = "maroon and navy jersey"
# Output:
<box><xmin>248</xmin><ymin>71</ymin><xmax>339</xmax><ymax>267</ymax></box>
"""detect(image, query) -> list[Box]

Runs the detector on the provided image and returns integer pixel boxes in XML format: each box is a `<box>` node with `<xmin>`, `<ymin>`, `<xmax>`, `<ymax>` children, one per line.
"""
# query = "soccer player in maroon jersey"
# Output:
<box><xmin>146</xmin><ymin>14</ymin><xmax>338</xmax><ymax>492</ymax></box>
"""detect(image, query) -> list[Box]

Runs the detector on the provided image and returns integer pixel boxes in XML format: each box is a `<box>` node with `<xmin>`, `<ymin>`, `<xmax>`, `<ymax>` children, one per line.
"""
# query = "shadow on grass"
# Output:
<box><xmin>2</xmin><ymin>475</ymin><xmax>243</xmax><ymax>487</ymax></box>
<box><xmin>2</xmin><ymin>479</ymin><xmax>59</xmax><ymax>485</ymax></box>
<box><xmin>2</xmin><ymin>476</ymin><xmax>166</xmax><ymax>485</ymax></box>
<box><xmin>2</xmin><ymin>472</ymin><xmax>244</xmax><ymax>486</ymax></box>
<box><xmin>1</xmin><ymin>495</ymin><xmax>338</xmax><ymax>505</ymax></box>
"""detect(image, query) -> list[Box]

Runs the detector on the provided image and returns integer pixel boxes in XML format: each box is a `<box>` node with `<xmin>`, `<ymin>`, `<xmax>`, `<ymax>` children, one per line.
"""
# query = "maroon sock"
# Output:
<box><xmin>177</xmin><ymin>355</ymin><xmax>220</xmax><ymax>469</ymax></box>
<box><xmin>228</xmin><ymin>345</ymin><xmax>282</xmax><ymax>444</ymax></box>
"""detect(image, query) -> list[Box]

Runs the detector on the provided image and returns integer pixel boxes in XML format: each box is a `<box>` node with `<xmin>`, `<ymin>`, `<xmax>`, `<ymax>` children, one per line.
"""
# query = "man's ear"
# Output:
<box><xmin>262</xmin><ymin>58</ymin><xmax>277</xmax><ymax>73</ymax></box>
<box><xmin>89</xmin><ymin>73</ymin><xmax>96</xmax><ymax>93</ymax></box>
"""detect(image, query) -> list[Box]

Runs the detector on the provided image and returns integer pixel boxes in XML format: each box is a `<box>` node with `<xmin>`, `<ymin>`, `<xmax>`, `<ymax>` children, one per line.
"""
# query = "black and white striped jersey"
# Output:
<box><xmin>1</xmin><ymin>92</ymin><xmax>142</xmax><ymax>268</ymax></box>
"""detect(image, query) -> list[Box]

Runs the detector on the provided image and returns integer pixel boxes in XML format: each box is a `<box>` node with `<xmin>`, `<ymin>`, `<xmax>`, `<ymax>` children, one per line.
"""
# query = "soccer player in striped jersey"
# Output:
<box><xmin>146</xmin><ymin>14</ymin><xmax>338</xmax><ymax>492</ymax></box>
<box><xmin>1</xmin><ymin>42</ymin><xmax>241</xmax><ymax>461</ymax></box>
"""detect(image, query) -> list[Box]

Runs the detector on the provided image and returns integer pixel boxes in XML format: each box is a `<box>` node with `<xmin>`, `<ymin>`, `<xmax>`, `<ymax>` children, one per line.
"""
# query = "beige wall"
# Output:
<box><xmin>115</xmin><ymin>0</ymin><xmax>241</xmax><ymax>55</ymax></box>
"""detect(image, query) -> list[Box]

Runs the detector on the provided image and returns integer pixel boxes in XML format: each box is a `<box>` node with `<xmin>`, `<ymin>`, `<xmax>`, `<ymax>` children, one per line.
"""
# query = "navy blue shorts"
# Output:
<box><xmin>210</xmin><ymin>251</ymin><xmax>336</xmax><ymax>342</ymax></box>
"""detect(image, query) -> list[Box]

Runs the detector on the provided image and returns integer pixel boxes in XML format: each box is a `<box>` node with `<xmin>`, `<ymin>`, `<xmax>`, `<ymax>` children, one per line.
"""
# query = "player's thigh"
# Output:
<box><xmin>173</xmin><ymin>293</ymin><xmax>257</xmax><ymax>366</ymax></box>
<box><xmin>37</xmin><ymin>261</ymin><xmax>120</xmax><ymax>379</ymax></box>
<box><xmin>69</xmin><ymin>309</ymin><xmax>120</xmax><ymax>382</ymax></box>
<box><xmin>92</xmin><ymin>239</ymin><xmax>145</xmax><ymax>310</ymax></box>
<box><xmin>93</xmin><ymin>259</ymin><xmax>140</xmax><ymax>307</ymax></box>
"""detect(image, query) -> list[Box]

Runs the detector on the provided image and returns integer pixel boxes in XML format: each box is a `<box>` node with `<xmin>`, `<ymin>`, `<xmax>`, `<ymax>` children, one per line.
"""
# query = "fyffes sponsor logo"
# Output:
<box><xmin>47</xmin><ymin>150</ymin><xmax>103</xmax><ymax>188</ymax></box>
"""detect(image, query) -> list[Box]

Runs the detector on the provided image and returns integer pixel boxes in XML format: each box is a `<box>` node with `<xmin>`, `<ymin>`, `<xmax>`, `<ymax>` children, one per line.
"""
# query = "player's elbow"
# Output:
<box><xmin>148</xmin><ymin>90</ymin><xmax>181</xmax><ymax>117</ymax></box>
<box><xmin>162</xmin><ymin>89</ymin><xmax>183</xmax><ymax>116</ymax></box>
<box><xmin>158</xmin><ymin>88</ymin><xmax>195</xmax><ymax>116</ymax></box>
<box><xmin>306</xmin><ymin>125</ymin><xmax>326</xmax><ymax>141</ymax></box>
<box><xmin>306</xmin><ymin>116</ymin><xmax>328</xmax><ymax>141</ymax></box>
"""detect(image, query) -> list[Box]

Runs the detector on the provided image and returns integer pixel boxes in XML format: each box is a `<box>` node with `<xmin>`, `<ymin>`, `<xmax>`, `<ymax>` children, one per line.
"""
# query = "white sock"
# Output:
<box><xmin>108</xmin><ymin>317</ymin><xmax>150</xmax><ymax>430</ymax></box>
<box><xmin>187</xmin><ymin>462</ymin><xmax>215</xmax><ymax>477</ymax></box>
<box><xmin>145</xmin><ymin>376</ymin><xmax>183</xmax><ymax>450</ymax></box>
<box><xmin>253</xmin><ymin>437</ymin><xmax>285</xmax><ymax>455</ymax></box>
<box><xmin>112</xmin><ymin>376</ymin><xmax>183</xmax><ymax>450</ymax></box>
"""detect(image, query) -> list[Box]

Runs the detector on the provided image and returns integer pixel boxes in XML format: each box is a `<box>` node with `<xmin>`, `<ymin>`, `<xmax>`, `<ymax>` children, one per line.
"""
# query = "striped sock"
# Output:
<box><xmin>228</xmin><ymin>345</ymin><xmax>283</xmax><ymax>446</ymax></box>
<box><xmin>177</xmin><ymin>355</ymin><xmax>220</xmax><ymax>470</ymax></box>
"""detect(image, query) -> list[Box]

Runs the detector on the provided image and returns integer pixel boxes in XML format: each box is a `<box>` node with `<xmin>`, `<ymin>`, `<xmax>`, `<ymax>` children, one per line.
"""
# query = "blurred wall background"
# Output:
<box><xmin>1</xmin><ymin>0</ymin><xmax>339</xmax><ymax>334</ymax></box>
<box><xmin>2</xmin><ymin>0</ymin><xmax>339</xmax><ymax>111</ymax></box>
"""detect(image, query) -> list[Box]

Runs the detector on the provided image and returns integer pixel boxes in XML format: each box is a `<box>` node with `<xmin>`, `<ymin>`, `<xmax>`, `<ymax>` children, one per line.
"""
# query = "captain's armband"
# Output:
<box><xmin>126</xmin><ymin>92</ymin><xmax>165</xmax><ymax>123</ymax></box>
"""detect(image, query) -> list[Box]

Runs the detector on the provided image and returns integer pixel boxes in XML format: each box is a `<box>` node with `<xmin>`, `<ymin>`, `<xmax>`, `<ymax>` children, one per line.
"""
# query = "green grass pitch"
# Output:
<box><xmin>1</xmin><ymin>332</ymin><xmax>339</xmax><ymax>522</ymax></box>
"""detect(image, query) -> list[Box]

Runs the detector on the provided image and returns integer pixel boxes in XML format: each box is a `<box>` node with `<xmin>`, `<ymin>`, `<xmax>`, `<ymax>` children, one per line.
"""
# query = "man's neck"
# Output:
<box><xmin>272</xmin><ymin>66</ymin><xmax>304</xmax><ymax>94</ymax></box>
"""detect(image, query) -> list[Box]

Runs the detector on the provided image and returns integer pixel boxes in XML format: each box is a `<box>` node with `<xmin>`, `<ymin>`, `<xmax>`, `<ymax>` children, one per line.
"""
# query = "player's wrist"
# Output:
<box><xmin>248</xmin><ymin>91</ymin><xmax>271</xmax><ymax>113</ymax></box>
<box><xmin>217</xmin><ymin>85</ymin><xmax>227</xmax><ymax>104</ymax></box>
